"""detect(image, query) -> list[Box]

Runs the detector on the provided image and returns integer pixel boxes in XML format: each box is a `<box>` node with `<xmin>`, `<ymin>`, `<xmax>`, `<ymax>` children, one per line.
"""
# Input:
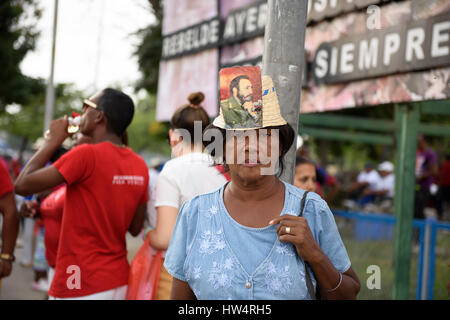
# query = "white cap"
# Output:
<box><xmin>296</xmin><ymin>135</ymin><xmax>303</xmax><ymax>150</ymax></box>
<box><xmin>378</xmin><ymin>161</ymin><xmax>394</xmax><ymax>172</ymax></box>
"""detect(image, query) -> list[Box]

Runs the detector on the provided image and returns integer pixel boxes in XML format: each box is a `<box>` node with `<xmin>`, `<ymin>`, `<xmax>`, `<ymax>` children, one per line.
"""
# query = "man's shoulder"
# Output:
<box><xmin>126</xmin><ymin>149</ymin><xmax>149</xmax><ymax>172</ymax></box>
<box><xmin>60</xmin><ymin>143</ymin><xmax>93</xmax><ymax>160</ymax></box>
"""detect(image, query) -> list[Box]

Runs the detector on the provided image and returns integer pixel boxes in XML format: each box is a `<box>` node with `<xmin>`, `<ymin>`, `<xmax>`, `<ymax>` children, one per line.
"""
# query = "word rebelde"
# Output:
<box><xmin>162</xmin><ymin>1</ymin><xmax>267</xmax><ymax>60</ymax></box>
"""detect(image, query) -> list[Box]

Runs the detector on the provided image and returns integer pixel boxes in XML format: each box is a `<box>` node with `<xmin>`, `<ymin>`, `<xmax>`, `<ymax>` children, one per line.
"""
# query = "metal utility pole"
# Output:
<box><xmin>43</xmin><ymin>0</ymin><xmax>59</xmax><ymax>132</ymax></box>
<box><xmin>93</xmin><ymin>0</ymin><xmax>106</xmax><ymax>92</ymax></box>
<box><xmin>392</xmin><ymin>103</ymin><xmax>420</xmax><ymax>299</ymax></box>
<box><xmin>262</xmin><ymin>0</ymin><xmax>308</xmax><ymax>184</ymax></box>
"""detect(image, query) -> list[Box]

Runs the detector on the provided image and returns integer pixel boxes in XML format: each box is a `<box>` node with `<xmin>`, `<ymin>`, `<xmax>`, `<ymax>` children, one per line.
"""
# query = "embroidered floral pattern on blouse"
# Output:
<box><xmin>203</xmin><ymin>205</ymin><xmax>219</xmax><ymax>219</ymax></box>
<box><xmin>186</xmin><ymin>266</ymin><xmax>202</xmax><ymax>281</ymax></box>
<box><xmin>208</xmin><ymin>258</ymin><xmax>234</xmax><ymax>289</ymax></box>
<box><xmin>264</xmin><ymin>262</ymin><xmax>294</xmax><ymax>294</ymax></box>
<box><xmin>185</xmin><ymin>265</ymin><xmax>203</xmax><ymax>298</ymax></box>
<box><xmin>275</xmin><ymin>242</ymin><xmax>296</xmax><ymax>256</ymax></box>
<box><xmin>199</xmin><ymin>229</ymin><xmax>226</xmax><ymax>254</ymax></box>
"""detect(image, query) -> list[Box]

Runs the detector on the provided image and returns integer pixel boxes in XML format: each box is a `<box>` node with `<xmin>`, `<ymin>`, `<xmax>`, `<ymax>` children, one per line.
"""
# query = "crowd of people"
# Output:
<box><xmin>296</xmin><ymin>135</ymin><xmax>449</xmax><ymax>223</ymax></box>
<box><xmin>0</xmin><ymin>66</ymin><xmax>448</xmax><ymax>300</ymax></box>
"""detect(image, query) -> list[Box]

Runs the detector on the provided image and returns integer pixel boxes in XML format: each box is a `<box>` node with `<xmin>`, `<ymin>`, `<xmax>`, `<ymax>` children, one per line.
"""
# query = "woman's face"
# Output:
<box><xmin>294</xmin><ymin>163</ymin><xmax>317</xmax><ymax>192</ymax></box>
<box><xmin>225</xmin><ymin>128</ymin><xmax>280</xmax><ymax>182</ymax></box>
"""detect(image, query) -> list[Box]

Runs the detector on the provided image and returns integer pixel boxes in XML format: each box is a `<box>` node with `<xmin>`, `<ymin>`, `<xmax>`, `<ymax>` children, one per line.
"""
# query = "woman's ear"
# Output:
<box><xmin>168</xmin><ymin>129</ymin><xmax>175</xmax><ymax>146</ymax></box>
<box><xmin>169</xmin><ymin>129</ymin><xmax>183</xmax><ymax>147</ymax></box>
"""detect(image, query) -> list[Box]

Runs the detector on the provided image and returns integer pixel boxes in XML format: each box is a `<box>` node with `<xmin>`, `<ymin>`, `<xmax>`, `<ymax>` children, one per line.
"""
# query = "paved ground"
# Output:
<box><xmin>0</xmin><ymin>233</ymin><xmax>143</xmax><ymax>300</ymax></box>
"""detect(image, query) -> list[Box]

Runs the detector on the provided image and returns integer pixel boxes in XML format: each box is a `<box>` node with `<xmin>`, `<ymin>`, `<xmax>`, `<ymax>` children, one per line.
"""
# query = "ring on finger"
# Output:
<box><xmin>285</xmin><ymin>226</ymin><xmax>291</xmax><ymax>234</ymax></box>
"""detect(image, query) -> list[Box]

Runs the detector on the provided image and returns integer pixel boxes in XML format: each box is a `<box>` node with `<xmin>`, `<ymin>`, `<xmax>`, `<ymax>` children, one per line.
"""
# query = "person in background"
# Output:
<box><xmin>296</xmin><ymin>141</ymin><xmax>340</xmax><ymax>203</ymax></box>
<box><xmin>148</xmin><ymin>92</ymin><xmax>228</xmax><ymax>300</ymax></box>
<box><xmin>413</xmin><ymin>135</ymin><xmax>438</xmax><ymax>243</ymax></box>
<box><xmin>0</xmin><ymin>158</ymin><xmax>19</xmax><ymax>282</ymax></box>
<box><xmin>144</xmin><ymin>157</ymin><xmax>166</xmax><ymax>237</ymax></box>
<box><xmin>436</xmin><ymin>151</ymin><xmax>450</xmax><ymax>221</ymax></box>
<box><xmin>20</xmin><ymin>135</ymin><xmax>93</xmax><ymax>294</ymax></box>
<box><xmin>347</xmin><ymin>162</ymin><xmax>381</xmax><ymax>209</ymax></box>
<box><xmin>18</xmin><ymin>139</ymin><xmax>45</xmax><ymax>268</ymax></box>
<box><xmin>30</xmin><ymin>147</ymin><xmax>69</xmax><ymax>293</ymax></box>
<box><xmin>362</xmin><ymin>161</ymin><xmax>395</xmax><ymax>213</ymax></box>
<box><xmin>15</xmin><ymin>88</ymin><xmax>149</xmax><ymax>300</ymax></box>
<box><xmin>415</xmin><ymin>135</ymin><xmax>438</xmax><ymax>220</ymax></box>
<box><xmin>294</xmin><ymin>156</ymin><xmax>317</xmax><ymax>193</ymax></box>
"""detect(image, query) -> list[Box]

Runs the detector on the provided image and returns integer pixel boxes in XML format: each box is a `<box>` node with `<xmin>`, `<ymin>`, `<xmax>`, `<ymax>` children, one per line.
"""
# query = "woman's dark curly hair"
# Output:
<box><xmin>203</xmin><ymin>122</ymin><xmax>295</xmax><ymax>177</ymax></box>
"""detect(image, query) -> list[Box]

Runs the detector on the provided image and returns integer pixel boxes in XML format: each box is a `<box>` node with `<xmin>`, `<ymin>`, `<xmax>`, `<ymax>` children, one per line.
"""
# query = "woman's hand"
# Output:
<box><xmin>19</xmin><ymin>200</ymin><xmax>40</xmax><ymax>218</ymax></box>
<box><xmin>269</xmin><ymin>215</ymin><xmax>322</xmax><ymax>263</ymax></box>
<box><xmin>269</xmin><ymin>214</ymin><xmax>361</xmax><ymax>299</ymax></box>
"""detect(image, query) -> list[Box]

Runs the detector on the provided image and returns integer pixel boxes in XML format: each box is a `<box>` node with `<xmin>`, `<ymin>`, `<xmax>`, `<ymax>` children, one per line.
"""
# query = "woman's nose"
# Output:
<box><xmin>306</xmin><ymin>180</ymin><xmax>315</xmax><ymax>192</ymax></box>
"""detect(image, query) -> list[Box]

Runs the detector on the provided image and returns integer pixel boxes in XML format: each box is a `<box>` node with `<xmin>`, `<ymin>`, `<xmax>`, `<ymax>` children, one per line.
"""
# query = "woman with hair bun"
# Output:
<box><xmin>147</xmin><ymin>92</ymin><xmax>228</xmax><ymax>300</ymax></box>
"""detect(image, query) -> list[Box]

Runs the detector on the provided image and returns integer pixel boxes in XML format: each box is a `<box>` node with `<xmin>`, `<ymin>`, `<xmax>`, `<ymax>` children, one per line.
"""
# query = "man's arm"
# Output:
<box><xmin>0</xmin><ymin>191</ymin><xmax>19</xmax><ymax>278</ymax></box>
<box><xmin>128</xmin><ymin>203</ymin><xmax>146</xmax><ymax>237</ymax></box>
<box><xmin>15</xmin><ymin>166</ymin><xmax>65</xmax><ymax>197</ymax></box>
<box><xmin>15</xmin><ymin>117</ymin><xmax>69</xmax><ymax>196</ymax></box>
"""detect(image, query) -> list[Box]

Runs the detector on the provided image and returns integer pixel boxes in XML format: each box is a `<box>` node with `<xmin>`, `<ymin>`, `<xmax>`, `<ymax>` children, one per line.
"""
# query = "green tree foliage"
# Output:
<box><xmin>0</xmin><ymin>81</ymin><xmax>85</xmax><ymax>146</ymax></box>
<box><xmin>127</xmin><ymin>92</ymin><xmax>170</xmax><ymax>155</ymax></box>
<box><xmin>129</xmin><ymin>0</ymin><xmax>170</xmax><ymax>156</ymax></box>
<box><xmin>0</xmin><ymin>0</ymin><xmax>42</xmax><ymax>111</ymax></box>
<box><xmin>134</xmin><ymin>0</ymin><xmax>162</xmax><ymax>94</ymax></box>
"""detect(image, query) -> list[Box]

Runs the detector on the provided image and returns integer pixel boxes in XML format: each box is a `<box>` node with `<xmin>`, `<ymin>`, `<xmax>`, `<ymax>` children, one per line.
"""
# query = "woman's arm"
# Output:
<box><xmin>148</xmin><ymin>205</ymin><xmax>178</xmax><ymax>250</ymax></box>
<box><xmin>270</xmin><ymin>214</ymin><xmax>360</xmax><ymax>299</ymax></box>
<box><xmin>307</xmin><ymin>250</ymin><xmax>360</xmax><ymax>299</ymax></box>
<box><xmin>171</xmin><ymin>277</ymin><xmax>197</xmax><ymax>300</ymax></box>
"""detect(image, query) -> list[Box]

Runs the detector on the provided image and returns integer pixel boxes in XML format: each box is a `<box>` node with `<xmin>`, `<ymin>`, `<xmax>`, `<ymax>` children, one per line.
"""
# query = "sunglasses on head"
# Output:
<box><xmin>83</xmin><ymin>99</ymin><xmax>97</xmax><ymax>109</ymax></box>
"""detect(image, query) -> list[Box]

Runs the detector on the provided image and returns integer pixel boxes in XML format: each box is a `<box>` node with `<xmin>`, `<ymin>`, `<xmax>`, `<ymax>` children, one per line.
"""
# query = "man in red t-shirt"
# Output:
<box><xmin>0</xmin><ymin>159</ymin><xmax>19</xmax><ymax>281</ymax></box>
<box><xmin>15</xmin><ymin>88</ymin><xmax>149</xmax><ymax>299</ymax></box>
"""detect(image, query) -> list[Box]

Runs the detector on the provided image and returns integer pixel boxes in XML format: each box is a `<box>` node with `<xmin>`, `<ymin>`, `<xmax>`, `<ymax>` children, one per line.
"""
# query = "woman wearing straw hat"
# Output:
<box><xmin>163</xmin><ymin>66</ymin><xmax>360</xmax><ymax>300</ymax></box>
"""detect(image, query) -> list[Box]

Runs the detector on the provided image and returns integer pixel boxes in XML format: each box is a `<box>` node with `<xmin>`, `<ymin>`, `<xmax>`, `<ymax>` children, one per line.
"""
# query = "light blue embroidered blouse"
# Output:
<box><xmin>164</xmin><ymin>181</ymin><xmax>351</xmax><ymax>300</ymax></box>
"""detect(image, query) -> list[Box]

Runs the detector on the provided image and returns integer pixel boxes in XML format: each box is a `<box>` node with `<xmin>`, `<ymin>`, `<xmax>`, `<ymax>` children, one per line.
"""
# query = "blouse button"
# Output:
<box><xmin>245</xmin><ymin>281</ymin><xmax>251</xmax><ymax>289</ymax></box>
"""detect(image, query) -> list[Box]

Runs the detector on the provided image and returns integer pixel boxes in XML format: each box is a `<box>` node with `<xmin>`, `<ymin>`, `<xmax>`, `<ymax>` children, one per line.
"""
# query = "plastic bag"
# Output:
<box><xmin>126</xmin><ymin>234</ymin><xmax>162</xmax><ymax>300</ymax></box>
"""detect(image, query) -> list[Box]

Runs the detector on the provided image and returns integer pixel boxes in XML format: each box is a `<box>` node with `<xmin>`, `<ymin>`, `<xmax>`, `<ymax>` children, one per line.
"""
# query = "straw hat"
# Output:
<box><xmin>213</xmin><ymin>66</ymin><xmax>287</xmax><ymax>130</ymax></box>
<box><xmin>261</xmin><ymin>75</ymin><xmax>287</xmax><ymax>127</ymax></box>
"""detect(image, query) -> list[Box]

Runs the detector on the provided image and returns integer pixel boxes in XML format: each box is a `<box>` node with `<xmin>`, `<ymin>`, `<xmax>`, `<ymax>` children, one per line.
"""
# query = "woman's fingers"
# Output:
<box><xmin>269</xmin><ymin>214</ymin><xmax>300</xmax><ymax>226</ymax></box>
<box><xmin>278</xmin><ymin>234</ymin><xmax>299</xmax><ymax>244</ymax></box>
<box><xmin>276</xmin><ymin>222</ymin><xmax>298</xmax><ymax>235</ymax></box>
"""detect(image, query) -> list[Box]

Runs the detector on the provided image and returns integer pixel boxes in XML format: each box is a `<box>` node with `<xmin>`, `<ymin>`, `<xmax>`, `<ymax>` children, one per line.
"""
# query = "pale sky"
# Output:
<box><xmin>20</xmin><ymin>0</ymin><xmax>155</xmax><ymax>98</ymax></box>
